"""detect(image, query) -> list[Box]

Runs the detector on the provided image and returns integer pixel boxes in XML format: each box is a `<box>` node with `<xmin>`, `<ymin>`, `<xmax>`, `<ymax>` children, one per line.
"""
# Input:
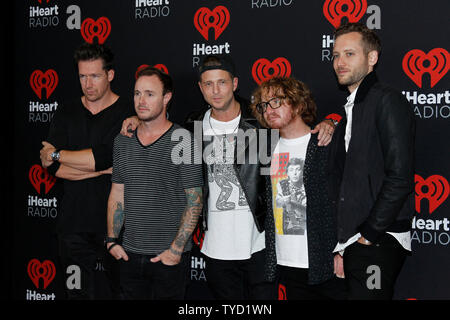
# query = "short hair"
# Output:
<box><xmin>286</xmin><ymin>158</ymin><xmax>303</xmax><ymax>170</ymax></box>
<box><xmin>334</xmin><ymin>22</ymin><xmax>381</xmax><ymax>55</ymax></box>
<box><xmin>136</xmin><ymin>66</ymin><xmax>174</xmax><ymax>96</ymax></box>
<box><xmin>198</xmin><ymin>54</ymin><xmax>236</xmax><ymax>80</ymax></box>
<box><xmin>250</xmin><ymin>77</ymin><xmax>317</xmax><ymax>127</ymax></box>
<box><xmin>73</xmin><ymin>42</ymin><xmax>114</xmax><ymax>71</ymax></box>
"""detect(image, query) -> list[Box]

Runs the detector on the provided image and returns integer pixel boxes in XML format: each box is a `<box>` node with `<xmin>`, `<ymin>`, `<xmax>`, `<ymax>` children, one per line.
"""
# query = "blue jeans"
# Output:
<box><xmin>118</xmin><ymin>251</ymin><xmax>190</xmax><ymax>300</ymax></box>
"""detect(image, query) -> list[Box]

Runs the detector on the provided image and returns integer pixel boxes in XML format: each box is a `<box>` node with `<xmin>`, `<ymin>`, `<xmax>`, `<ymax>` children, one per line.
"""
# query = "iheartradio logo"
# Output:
<box><xmin>29</xmin><ymin>164</ymin><xmax>56</xmax><ymax>195</ymax></box>
<box><xmin>81</xmin><ymin>17</ymin><xmax>111</xmax><ymax>44</ymax></box>
<box><xmin>27</xmin><ymin>259</ymin><xmax>56</xmax><ymax>289</ymax></box>
<box><xmin>135</xmin><ymin>63</ymin><xmax>169</xmax><ymax>79</ymax></box>
<box><xmin>37</xmin><ymin>0</ymin><xmax>50</xmax><ymax>3</ymax></box>
<box><xmin>194</xmin><ymin>6</ymin><xmax>230</xmax><ymax>41</ymax></box>
<box><xmin>278</xmin><ymin>284</ymin><xmax>287</xmax><ymax>300</ymax></box>
<box><xmin>30</xmin><ymin>69</ymin><xmax>58</xmax><ymax>99</ymax></box>
<box><xmin>323</xmin><ymin>0</ymin><xmax>367</xmax><ymax>28</ymax></box>
<box><xmin>325</xmin><ymin>113</ymin><xmax>343</xmax><ymax>124</ymax></box>
<box><xmin>192</xmin><ymin>225</ymin><xmax>204</xmax><ymax>249</ymax></box>
<box><xmin>402</xmin><ymin>48</ymin><xmax>450</xmax><ymax>88</ymax></box>
<box><xmin>415</xmin><ymin>174</ymin><xmax>449</xmax><ymax>214</ymax></box>
<box><xmin>252</xmin><ymin>58</ymin><xmax>292</xmax><ymax>85</ymax></box>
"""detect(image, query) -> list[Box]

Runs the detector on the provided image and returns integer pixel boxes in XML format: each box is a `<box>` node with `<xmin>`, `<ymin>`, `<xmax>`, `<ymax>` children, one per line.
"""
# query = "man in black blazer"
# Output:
<box><xmin>331</xmin><ymin>23</ymin><xmax>415</xmax><ymax>299</ymax></box>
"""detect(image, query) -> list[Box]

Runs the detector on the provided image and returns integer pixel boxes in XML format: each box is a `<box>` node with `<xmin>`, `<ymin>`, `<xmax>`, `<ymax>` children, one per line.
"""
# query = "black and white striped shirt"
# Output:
<box><xmin>112</xmin><ymin>123</ymin><xmax>203</xmax><ymax>255</ymax></box>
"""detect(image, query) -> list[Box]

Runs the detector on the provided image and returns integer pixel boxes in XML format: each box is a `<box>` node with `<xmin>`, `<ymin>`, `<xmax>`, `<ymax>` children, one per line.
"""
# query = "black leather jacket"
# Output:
<box><xmin>184</xmin><ymin>96</ymin><xmax>272</xmax><ymax>233</ymax></box>
<box><xmin>330</xmin><ymin>72</ymin><xmax>416</xmax><ymax>243</ymax></box>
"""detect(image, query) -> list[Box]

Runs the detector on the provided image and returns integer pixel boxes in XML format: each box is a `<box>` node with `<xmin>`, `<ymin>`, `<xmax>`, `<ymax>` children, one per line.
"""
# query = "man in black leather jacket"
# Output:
<box><xmin>121</xmin><ymin>54</ymin><xmax>334</xmax><ymax>299</ymax></box>
<box><xmin>330</xmin><ymin>23</ymin><xmax>415</xmax><ymax>300</ymax></box>
<box><xmin>184</xmin><ymin>55</ymin><xmax>335</xmax><ymax>299</ymax></box>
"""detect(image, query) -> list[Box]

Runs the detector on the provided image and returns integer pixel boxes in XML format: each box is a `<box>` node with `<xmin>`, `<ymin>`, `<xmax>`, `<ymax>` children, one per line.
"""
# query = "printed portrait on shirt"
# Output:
<box><xmin>205</xmin><ymin>134</ymin><xmax>247</xmax><ymax>212</ymax></box>
<box><xmin>271</xmin><ymin>154</ymin><xmax>307</xmax><ymax>235</ymax></box>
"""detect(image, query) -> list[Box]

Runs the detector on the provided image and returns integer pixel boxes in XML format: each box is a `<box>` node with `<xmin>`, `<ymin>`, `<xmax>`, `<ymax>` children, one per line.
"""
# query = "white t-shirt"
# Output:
<box><xmin>271</xmin><ymin>133</ymin><xmax>311</xmax><ymax>268</ymax></box>
<box><xmin>200</xmin><ymin>109</ymin><xmax>265</xmax><ymax>260</ymax></box>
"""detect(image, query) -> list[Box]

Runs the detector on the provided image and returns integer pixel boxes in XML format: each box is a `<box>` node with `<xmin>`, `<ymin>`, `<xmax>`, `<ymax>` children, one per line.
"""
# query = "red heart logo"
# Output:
<box><xmin>29</xmin><ymin>164</ymin><xmax>56</xmax><ymax>195</ymax></box>
<box><xmin>402</xmin><ymin>48</ymin><xmax>450</xmax><ymax>88</ymax></box>
<box><xmin>415</xmin><ymin>174</ymin><xmax>449</xmax><ymax>214</ymax></box>
<box><xmin>30</xmin><ymin>69</ymin><xmax>58</xmax><ymax>99</ymax></box>
<box><xmin>278</xmin><ymin>284</ymin><xmax>287</xmax><ymax>300</ymax></box>
<box><xmin>153</xmin><ymin>64</ymin><xmax>169</xmax><ymax>74</ymax></box>
<box><xmin>135</xmin><ymin>64</ymin><xmax>169</xmax><ymax>79</ymax></box>
<box><xmin>194</xmin><ymin>6</ymin><xmax>230</xmax><ymax>41</ymax></box>
<box><xmin>323</xmin><ymin>0</ymin><xmax>367</xmax><ymax>29</ymax></box>
<box><xmin>325</xmin><ymin>113</ymin><xmax>343</xmax><ymax>124</ymax></box>
<box><xmin>27</xmin><ymin>259</ymin><xmax>56</xmax><ymax>289</ymax></box>
<box><xmin>192</xmin><ymin>225</ymin><xmax>205</xmax><ymax>249</ymax></box>
<box><xmin>252</xmin><ymin>57</ymin><xmax>292</xmax><ymax>85</ymax></box>
<box><xmin>81</xmin><ymin>17</ymin><xmax>111</xmax><ymax>44</ymax></box>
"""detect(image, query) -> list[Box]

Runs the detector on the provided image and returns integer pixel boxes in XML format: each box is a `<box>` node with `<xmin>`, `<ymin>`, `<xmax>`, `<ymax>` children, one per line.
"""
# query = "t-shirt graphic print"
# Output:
<box><xmin>271</xmin><ymin>133</ymin><xmax>311</xmax><ymax>268</ymax></box>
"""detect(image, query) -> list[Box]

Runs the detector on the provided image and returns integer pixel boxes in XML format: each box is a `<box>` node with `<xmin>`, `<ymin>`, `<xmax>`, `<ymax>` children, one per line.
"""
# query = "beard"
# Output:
<box><xmin>336</xmin><ymin>65</ymin><xmax>369</xmax><ymax>88</ymax></box>
<box><xmin>265</xmin><ymin>108</ymin><xmax>297</xmax><ymax>130</ymax></box>
<box><xmin>83</xmin><ymin>90</ymin><xmax>101</xmax><ymax>102</ymax></box>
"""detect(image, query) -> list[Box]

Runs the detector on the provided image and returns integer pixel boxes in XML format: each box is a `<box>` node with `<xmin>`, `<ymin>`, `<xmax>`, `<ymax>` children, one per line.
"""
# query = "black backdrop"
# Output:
<box><xmin>10</xmin><ymin>0</ymin><xmax>450</xmax><ymax>300</ymax></box>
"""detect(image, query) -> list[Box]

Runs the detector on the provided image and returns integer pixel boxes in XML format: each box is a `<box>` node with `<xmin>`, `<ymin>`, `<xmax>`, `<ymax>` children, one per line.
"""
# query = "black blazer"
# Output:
<box><xmin>330</xmin><ymin>72</ymin><xmax>416</xmax><ymax>244</ymax></box>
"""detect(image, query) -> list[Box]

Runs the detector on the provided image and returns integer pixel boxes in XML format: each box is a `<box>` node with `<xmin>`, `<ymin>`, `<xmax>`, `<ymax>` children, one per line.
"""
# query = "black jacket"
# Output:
<box><xmin>184</xmin><ymin>95</ymin><xmax>273</xmax><ymax>233</ymax></box>
<box><xmin>264</xmin><ymin>133</ymin><xmax>338</xmax><ymax>284</ymax></box>
<box><xmin>330</xmin><ymin>72</ymin><xmax>416</xmax><ymax>244</ymax></box>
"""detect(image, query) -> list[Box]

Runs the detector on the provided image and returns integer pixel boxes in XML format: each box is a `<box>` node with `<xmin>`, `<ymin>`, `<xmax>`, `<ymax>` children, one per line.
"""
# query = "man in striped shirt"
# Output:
<box><xmin>106</xmin><ymin>67</ymin><xmax>204</xmax><ymax>299</ymax></box>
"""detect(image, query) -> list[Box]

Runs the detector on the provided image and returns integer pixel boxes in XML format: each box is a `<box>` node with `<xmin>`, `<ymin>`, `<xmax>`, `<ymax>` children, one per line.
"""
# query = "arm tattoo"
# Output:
<box><xmin>171</xmin><ymin>187</ymin><xmax>203</xmax><ymax>255</ymax></box>
<box><xmin>113</xmin><ymin>202</ymin><xmax>124</xmax><ymax>238</ymax></box>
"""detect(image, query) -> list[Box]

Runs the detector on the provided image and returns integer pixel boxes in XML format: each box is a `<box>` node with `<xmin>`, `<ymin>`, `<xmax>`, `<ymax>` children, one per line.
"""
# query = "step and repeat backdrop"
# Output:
<box><xmin>12</xmin><ymin>0</ymin><xmax>449</xmax><ymax>300</ymax></box>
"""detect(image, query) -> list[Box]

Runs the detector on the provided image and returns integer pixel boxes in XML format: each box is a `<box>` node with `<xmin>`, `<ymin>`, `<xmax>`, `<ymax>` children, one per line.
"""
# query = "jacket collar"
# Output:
<box><xmin>354</xmin><ymin>71</ymin><xmax>378</xmax><ymax>104</ymax></box>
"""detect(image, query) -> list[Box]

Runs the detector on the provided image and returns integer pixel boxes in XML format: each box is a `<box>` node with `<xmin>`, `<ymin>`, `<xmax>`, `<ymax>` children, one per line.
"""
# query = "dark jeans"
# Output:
<box><xmin>203</xmin><ymin>249</ymin><xmax>277</xmax><ymax>300</ymax></box>
<box><xmin>344</xmin><ymin>233</ymin><xmax>408</xmax><ymax>300</ymax></box>
<box><xmin>278</xmin><ymin>266</ymin><xmax>347</xmax><ymax>300</ymax></box>
<box><xmin>118</xmin><ymin>251</ymin><xmax>190</xmax><ymax>300</ymax></box>
<box><xmin>58</xmin><ymin>233</ymin><xmax>119</xmax><ymax>300</ymax></box>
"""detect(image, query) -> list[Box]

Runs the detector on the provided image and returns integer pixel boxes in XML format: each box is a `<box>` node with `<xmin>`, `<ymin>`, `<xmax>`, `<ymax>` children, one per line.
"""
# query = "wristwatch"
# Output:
<box><xmin>51</xmin><ymin>150</ymin><xmax>61</xmax><ymax>161</ymax></box>
<box><xmin>330</xmin><ymin>119</ymin><xmax>339</xmax><ymax>126</ymax></box>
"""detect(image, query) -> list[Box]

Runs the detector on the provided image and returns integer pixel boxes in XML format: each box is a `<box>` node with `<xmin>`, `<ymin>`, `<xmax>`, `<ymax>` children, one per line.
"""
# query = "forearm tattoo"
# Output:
<box><xmin>113</xmin><ymin>202</ymin><xmax>124</xmax><ymax>238</ymax></box>
<box><xmin>171</xmin><ymin>187</ymin><xmax>203</xmax><ymax>255</ymax></box>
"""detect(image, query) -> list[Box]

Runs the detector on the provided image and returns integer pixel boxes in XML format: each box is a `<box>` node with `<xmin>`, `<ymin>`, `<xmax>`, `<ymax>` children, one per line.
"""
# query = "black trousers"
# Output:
<box><xmin>278</xmin><ymin>266</ymin><xmax>348</xmax><ymax>300</ymax></box>
<box><xmin>58</xmin><ymin>233</ymin><xmax>119</xmax><ymax>300</ymax></box>
<box><xmin>203</xmin><ymin>249</ymin><xmax>277</xmax><ymax>300</ymax></box>
<box><xmin>343</xmin><ymin>233</ymin><xmax>408</xmax><ymax>300</ymax></box>
<box><xmin>118</xmin><ymin>251</ymin><xmax>190</xmax><ymax>300</ymax></box>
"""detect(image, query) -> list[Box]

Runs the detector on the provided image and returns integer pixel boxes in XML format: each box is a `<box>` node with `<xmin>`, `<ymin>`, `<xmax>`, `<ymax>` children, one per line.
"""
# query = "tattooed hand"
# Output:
<box><xmin>153</xmin><ymin>186</ymin><xmax>203</xmax><ymax>265</ymax></box>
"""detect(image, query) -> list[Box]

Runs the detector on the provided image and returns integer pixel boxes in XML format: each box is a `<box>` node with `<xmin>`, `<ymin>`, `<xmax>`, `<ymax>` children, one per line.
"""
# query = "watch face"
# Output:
<box><xmin>51</xmin><ymin>151</ymin><xmax>60</xmax><ymax>161</ymax></box>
